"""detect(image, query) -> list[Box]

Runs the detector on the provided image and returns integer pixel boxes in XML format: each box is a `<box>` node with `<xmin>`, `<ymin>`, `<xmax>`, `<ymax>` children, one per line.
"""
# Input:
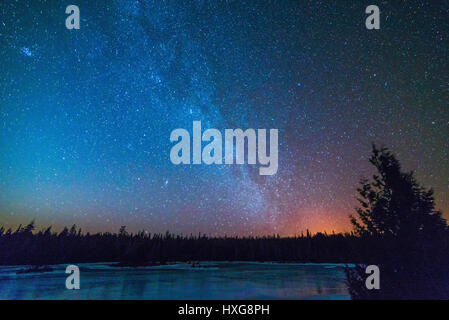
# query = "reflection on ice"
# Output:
<box><xmin>0</xmin><ymin>262</ymin><xmax>351</xmax><ymax>300</ymax></box>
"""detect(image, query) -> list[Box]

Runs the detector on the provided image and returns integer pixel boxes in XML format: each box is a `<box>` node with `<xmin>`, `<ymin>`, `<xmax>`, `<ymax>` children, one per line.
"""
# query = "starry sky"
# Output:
<box><xmin>0</xmin><ymin>0</ymin><xmax>448</xmax><ymax>236</ymax></box>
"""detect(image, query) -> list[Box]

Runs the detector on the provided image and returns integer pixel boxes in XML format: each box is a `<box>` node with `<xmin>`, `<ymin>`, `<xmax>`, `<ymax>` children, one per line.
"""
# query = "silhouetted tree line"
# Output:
<box><xmin>0</xmin><ymin>222</ymin><xmax>368</xmax><ymax>266</ymax></box>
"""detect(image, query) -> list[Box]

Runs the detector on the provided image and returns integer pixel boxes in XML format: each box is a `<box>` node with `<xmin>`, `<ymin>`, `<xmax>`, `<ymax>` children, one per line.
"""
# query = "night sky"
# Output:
<box><xmin>0</xmin><ymin>1</ymin><xmax>448</xmax><ymax>235</ymax></box>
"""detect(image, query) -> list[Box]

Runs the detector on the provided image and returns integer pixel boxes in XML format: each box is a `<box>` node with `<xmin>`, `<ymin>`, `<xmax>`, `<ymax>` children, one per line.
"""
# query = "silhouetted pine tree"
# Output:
<box><xmin>346</xmin><ymin>145</ymin><xmax>449</xmax><ymax>299</ymax></box>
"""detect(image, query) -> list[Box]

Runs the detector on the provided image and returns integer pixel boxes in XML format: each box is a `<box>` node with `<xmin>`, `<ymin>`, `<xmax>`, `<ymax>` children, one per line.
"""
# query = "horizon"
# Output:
<box><xmin>0</xmin><ymin>217</ymin><xmax>354</xmax><ymax>237</ymax></box>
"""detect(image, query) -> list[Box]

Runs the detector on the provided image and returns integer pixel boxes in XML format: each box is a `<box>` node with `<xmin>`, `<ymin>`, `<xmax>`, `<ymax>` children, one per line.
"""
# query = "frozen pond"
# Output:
<box><xmin>0</xmin><ymin>262</ymin><xmax>352</xmax><ymax>300</ymax></box>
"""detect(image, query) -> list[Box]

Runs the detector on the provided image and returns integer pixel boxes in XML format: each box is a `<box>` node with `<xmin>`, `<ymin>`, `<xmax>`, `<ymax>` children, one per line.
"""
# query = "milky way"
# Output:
<box><xmin>0</xmin><ymin>0</ymin><xmax>448</xmax><ymax>235</ymax></box>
